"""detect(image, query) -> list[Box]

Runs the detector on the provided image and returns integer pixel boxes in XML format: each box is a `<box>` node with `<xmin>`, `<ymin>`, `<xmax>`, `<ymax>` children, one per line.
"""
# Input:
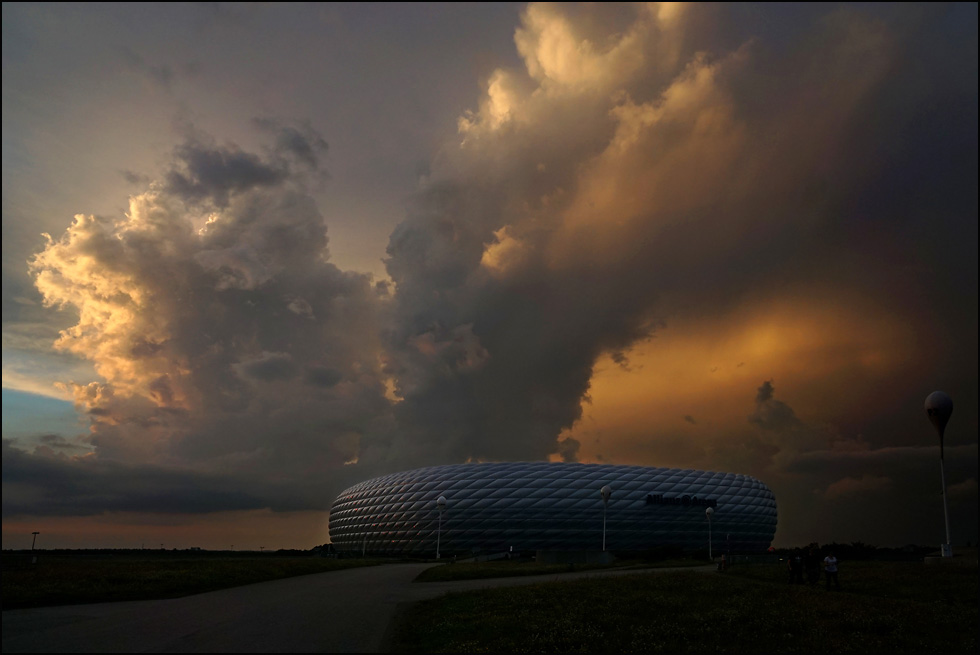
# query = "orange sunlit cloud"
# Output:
<box><xmin>565</xmin><ymin>292</ymin><xmax>918</xmax><ymax>466</ymax></box>
<box><xmin>2</xmin><ymin>3</ymin><xmax>975</xmax><ymax>551</ymax></box>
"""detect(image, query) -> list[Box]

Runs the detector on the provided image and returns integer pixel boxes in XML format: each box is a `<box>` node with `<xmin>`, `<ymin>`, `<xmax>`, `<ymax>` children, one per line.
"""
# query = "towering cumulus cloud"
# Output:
<box><xmin>9</xmin><ymin>3</ymin><xmax>976</xmax><ymax>544</ymax></box>
<box><xmin>23</xmin><ymin>124</ymin><xmax>390</xmax><ymax>514</ymax></box>
<box><xmin>383</xmin><ymin>2</ymin><xmax>977</xmax><ymax>472</ymax></box>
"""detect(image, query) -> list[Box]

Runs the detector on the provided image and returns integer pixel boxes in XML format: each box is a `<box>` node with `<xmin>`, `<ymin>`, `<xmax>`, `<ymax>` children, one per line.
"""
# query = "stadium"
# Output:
<box><xmin>329</xmin><ymin>462</ymin><xmax>777</xmax><ymax>557</ymax></box>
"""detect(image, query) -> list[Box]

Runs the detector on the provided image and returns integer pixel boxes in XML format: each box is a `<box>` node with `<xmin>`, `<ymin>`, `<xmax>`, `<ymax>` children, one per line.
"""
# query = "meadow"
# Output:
<box><xmin>391</xmin><ymin>559</ymin><xmax>978</xmax><ymax>654</ymax></box>
<box><xmin>4</xmin><ymin>549</ymin><xmax>975</xmax><ymax>654</ymax></box>
<box><xmin>1</xmin><ymin>550</ymin><xmax>384</xmax><ymax>610</ymax></box>
<box><xmin>413</xmin><ymin>557</ymin><xmax>699</xmax><ymax>582</ymax></box>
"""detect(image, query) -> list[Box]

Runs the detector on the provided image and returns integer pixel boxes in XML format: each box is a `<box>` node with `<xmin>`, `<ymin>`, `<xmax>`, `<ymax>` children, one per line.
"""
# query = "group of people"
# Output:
<box><xmin>787</xmin><ymin>547</ymin><xmax>839</xmax><ymax>589</ymax></box>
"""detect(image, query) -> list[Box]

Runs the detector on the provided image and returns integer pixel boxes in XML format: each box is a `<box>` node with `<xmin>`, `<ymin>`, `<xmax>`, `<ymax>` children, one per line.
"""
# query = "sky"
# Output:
<box><xmin>2</xmin><ymin>2</ymin><xmax>977</xmax><ymax>552</ymax></box>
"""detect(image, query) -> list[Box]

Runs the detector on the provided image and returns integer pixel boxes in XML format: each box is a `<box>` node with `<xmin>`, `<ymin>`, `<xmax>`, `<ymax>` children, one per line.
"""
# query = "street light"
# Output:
<box><xmin>31</xmin><ymin>531</ymin><xmax>40</xmax><ymax>565</ymax></box>
<box><xmin>436</xmin><ymin>495</ymin><xmax>447</xmax><ymax>559</ymax></box>
<box><xmin>706</xmin><ymin>506</ymin><xmax>715</xmax><ymax>561</ymax></box>
<box><xmin>925</xmin><ymin>391</ymin><xmax>954</xmax><ymax>558</ymax></box>
<box><xmin>600</xmin><ymin>485</ymin><xmax>611</xmax><ymax>551</ymax></box>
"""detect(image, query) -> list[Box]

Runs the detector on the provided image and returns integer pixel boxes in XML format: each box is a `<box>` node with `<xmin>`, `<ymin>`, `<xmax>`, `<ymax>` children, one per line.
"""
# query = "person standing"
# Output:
<box><xmin>823</xmin><ymin>552</ymin><xmax>840</xmax><ymax>589</ymax></box>
<box><xmin>787</xmin><ymin>549</ymin><xmax>804</xmax><ymax>584</ymax></box>
<box><xmin>805</xmin><ymin>547</ymin><xmax>821</xmax><ymax>585</ymax></box>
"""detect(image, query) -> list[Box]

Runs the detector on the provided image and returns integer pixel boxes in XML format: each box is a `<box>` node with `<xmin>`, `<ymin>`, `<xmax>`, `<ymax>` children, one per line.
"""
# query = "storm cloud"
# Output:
<box><xmin>3</xmin><ymin>3</ymin><xmax>976</xmax><ymax>548</ymax></box>
<box><xmin>383</xmin><ymin>3</ymin><xmax>976</xmax><ymax>465</ymax></box>
<box><xmin>22</xmin><ymin>122</ymin><xmax>390</xmax><ymax>516</ymax></box>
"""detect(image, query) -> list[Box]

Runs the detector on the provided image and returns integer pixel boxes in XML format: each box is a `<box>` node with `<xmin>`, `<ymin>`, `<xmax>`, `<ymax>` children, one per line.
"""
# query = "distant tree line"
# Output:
<box><xmin>772</xmin><ymin>542</ymin><xmax>939</xmax><ymax>562</ymax></box>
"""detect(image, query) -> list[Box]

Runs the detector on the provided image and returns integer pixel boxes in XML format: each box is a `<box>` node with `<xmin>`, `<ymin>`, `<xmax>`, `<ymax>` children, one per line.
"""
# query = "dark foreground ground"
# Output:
<box><xmin>3</xmin><ymin>551</ymin><xmax>976</xmax><ymax>653</ymax></box>
<box><xmin>1</xmin><ymin>551</ymin><xmax>391</xmax><ymax>610</ymax></box>
<box><xmin>2</xmin><ymin>560</ymin><xmax>716</xmax><ymax>653</ymax></box>
<box><xmin>389</xmin><ymin>557</ymin><xmax>979</xmax><ymax>654</ymax></box>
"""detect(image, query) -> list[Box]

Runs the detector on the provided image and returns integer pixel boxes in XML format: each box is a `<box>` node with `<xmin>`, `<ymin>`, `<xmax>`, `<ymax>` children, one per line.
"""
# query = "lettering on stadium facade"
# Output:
<box><xmin>646</xmin><ymin>494</ymin><xmax>717</xmax><ymax>508</ymax></box>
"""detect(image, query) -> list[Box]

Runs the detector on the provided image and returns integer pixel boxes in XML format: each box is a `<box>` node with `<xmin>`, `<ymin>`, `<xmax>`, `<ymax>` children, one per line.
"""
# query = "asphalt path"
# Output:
<box><xmin>2</xmin><ymin>562</ymin><xmax>713</xmax><ymax>653</ymax></box>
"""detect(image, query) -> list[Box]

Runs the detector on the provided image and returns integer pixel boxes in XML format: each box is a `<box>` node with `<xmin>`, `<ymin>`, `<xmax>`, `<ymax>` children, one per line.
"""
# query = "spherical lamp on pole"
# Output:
<box><xmin>600</xmin><ymin>485</ymin><xmax>611</xmax><ymax>551</ymax></box>
<box><xmin>436</xmin><ymin>495</ymin><xmax>447</xmax><ymax>559</ymax></box>
<box><xmin>925</xmin><ymin>391</ymin><xmax>954</xmax><ymax>558</ymax></box>
<box><xmin>705</xmin><ymin>506</ymin><xmax>715</xmax><ymax>561</ymax></box>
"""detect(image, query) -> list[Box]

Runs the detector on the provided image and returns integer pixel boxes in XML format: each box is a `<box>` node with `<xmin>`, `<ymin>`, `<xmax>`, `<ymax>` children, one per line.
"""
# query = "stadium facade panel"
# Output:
<box><xmin>329</xmin><ymin>462</ymin><xmax>777</xmax><ymax>556</ymax></box>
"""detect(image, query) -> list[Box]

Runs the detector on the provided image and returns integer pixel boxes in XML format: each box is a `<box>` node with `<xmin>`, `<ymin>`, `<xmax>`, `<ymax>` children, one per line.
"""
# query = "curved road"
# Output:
<box><xmin>2</xmin><ymin>562</ymin><xmax>713</xmax><ymax>653</ymax></box>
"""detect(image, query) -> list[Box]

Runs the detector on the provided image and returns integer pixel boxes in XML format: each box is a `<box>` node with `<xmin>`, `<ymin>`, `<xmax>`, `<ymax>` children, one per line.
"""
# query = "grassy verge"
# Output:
<box><xmin>725</xmin><ymin>559</ymin><xmax>978</xmax><ymax>604</ymax></box>
<box><xmin>1</xmin><ymin>555</ymin><xmax>387</xmax><ymax>610</ymax></box>
<box><xmin>390</xmin><ymin>562</ymin><xmax>978</xmax><ymax>653</ymax></box>
<box><xmin>414</xmin><ymin>558</ymin><xmax>702</xmax><ymax>582</ymax></box>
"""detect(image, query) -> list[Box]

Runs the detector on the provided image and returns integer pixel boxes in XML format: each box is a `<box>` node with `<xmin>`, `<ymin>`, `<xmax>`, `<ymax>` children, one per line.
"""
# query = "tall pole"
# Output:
<box><xmin>600</xmin><ymin>486</ymin><xmax>611</xmax><ymax>551</ymax></box>
<box><xmin>939</xmin><ymin>458</ymin><xmax>951</xmax><ymax>555</ymax></box>
<box><xmin>706</xmin><ymin>507</ymin><xmax>714</xmax><ymax>560</ymax></box>
<box><xmin>31</xmin><ymin>531</ymin><xmax>40</xmax><ymax>565</ymax></box>
<box><xmin>602</xmin><ymin>505</ymin><xmax>607</xmax><ymax>551</ymax></box>
<box><xmin>436</xmin><ymin>496</ymin><xmax>447</xmax><ymax>559</ymax></box>
<box><xmin>925</xmin><ymin>391</ymin><xmax>954</xmax><ymax>558</ymax></box>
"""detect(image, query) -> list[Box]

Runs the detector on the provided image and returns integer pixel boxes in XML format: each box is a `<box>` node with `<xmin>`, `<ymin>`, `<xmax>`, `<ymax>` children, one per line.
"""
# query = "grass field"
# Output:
<box><xmin>1</xmin><ymin>553</ymin><xmax>385</xmax><ymax>610</ymax></box>
<box><xmin>414</xmin><ymin>558</ymin><xmax>700</xmax><ymax>582</ymax></box>
<box><xmin>4</xmin><ymin>551</ymin><xmax>975</xmax><ymax>654</ymax></box>
<box><xmin>390</xmin><ymin>560</ymin><xmax>979</xmax><ymax>654</ymax></box>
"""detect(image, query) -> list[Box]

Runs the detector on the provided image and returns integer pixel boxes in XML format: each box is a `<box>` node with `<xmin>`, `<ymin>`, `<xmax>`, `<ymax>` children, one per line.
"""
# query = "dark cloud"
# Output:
<box><xmin>556</xmin><ymin>437</ymin><xmax>581</xmax><ymax>463</ymax></box>
<box><xmin>609</xmin><ymin>351</ymin><xmax>630</xmax><ymax>369</ymax></box>
<box><xmin>305</xmin><ymin>366</ymin><xmax>343</xmax><ymax>388</ymax></box>
<box><xmin>253</xmin><ymin>118</ymin><xmax>329</xmax><ymax>170</ymax></box>
<box><xmin>749</xmin><ymin>380</ymin><xmax>801</xmax><ymax>432</ymax></box>
<box><xmin>238</xmin><ymin>352</ymin><xmax>298</xmax><ymax>382</ymax></box>
<box><xmin>782</xmin><ymin>443</ymin><xmax>978</xmax><ymax>478</ymax></box>
<box><xmin>1</xmin><ymin>440</ymin><xmax>313</xmax><ymax>517</ymax></box>
<box><xmin>33</xmin><ymin>434</ymin><xmax>89</xmax><ymax>455</ymax></box>
<box><xmin>165</xmin><ymin>139</ymin><xmax>290</xmax><ymax>207</ymax></box>
<box><xmin>163</xmin><ymin>120</ymin><xmax>328</xmax><ymax>209</ymax></box>
<box><xmin>122</xmin><ymin>170</ymin><xmax>151</xmax><ymax>186</ymax></box>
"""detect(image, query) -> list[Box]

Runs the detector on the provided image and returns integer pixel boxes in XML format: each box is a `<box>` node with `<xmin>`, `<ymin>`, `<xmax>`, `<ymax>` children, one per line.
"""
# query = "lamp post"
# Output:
<box><xmin>436</xmin><ymin>495</ymin><xmax>447</xmax><ymax>559</ymax></box>
<box><xmin>600</xmin><ymin>485</ymin><xmax>611</xmax><ymax>551</ymax></box>
<box><xmin>31</xmin><ymin>531</ymin><xmax>40</xmax><ymax>565</ymax></box>
<box><xmin>925</xmin><ymin>391</ymin><xmax>954</xmax><ymax>558</ymax></box>
<box><xmin>705</xmin><ymin>506</ymin><xmax>714</xmax><ymax>561</ymax></box>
